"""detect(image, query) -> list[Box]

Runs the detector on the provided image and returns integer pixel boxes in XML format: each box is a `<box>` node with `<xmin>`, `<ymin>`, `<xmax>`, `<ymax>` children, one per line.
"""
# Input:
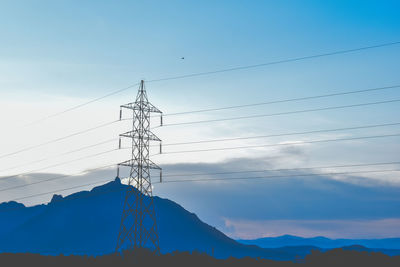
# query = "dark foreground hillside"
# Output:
<box><xmin>1</xmin><ymin>248</ymin><xmax>400</xmax><ymax>267</ymax></box>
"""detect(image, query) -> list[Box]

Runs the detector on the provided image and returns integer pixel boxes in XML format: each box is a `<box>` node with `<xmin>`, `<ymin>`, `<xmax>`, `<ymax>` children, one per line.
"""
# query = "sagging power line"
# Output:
<box><xmin>0</xmin><ymin>163</ymin><xmax>118</xmax><ymax>193</ymax></box>
<box><xmin>157</xmin><ymin>133</ymin><xmax>400</xmax><ymax>155</ymax></box>
<box><xmin>18</xmin><ymin>41</ymin><xmax>400</xmax><ymax>127</ymax></box>
<box><xmin>157</xmin><ymin>169</ymin><xmax>400</xmax><ymax>184</ymax></box>
<box><xmin>4</xmin><ymin>121</ymin><xmax>397</xmax><ymax>174</ymax></box>
<box><xmin>162</xmin><ymin>161</ymin><xmax>400</xmax><ymax>178</ymax></box>
<box><xmin>162</xmin><ymin>84</ymin><xmax>400</xmax><ymax>117</ymax></box>
<box><xmin>147</xmin><ymin>41</ymin><xmax>400</xmax><ymax>83</ymax></box>
<box><xmin>160</xmin><ymin>99</ymin><xmax>400</xmax><ymax>127</ymax></box>
<box><xmin>2</xmin><ymin>131</ymin><xmax>399</xmax><ymax>183</ymax></box>
<box><xmin>4</xmin><ymin>168</ymin><xmax>400</xmax><ymax>204</ymax></box>
<box><xmin>0</xmin><ymin>120</ymin><xmax>119</xmax><ymax>160</ymax></box>
<box><xmin>9</xmin><ymin>178</ymin><xmax>115</xmax><ymax>202</ymax></box>
<box><xmin>1</xmin><ymin>161</ymin><xmax>399</xmax><ymax>194</ymax></box>
<box><xmin>24</xmin><ymin>83</ymin><xmax>141</xmax><ymax>127</ymax></box>
<box><xmin>3</xmin><ymin>83</ymin><xmax>398</xmax><ymax>162</ymax></box>
<box><xmin>0</xmin><ymin>148</ymin><xmax>126</xmax><ymax>182</ymax></box>
<box><xmin>160</xmin><ymin>122</ymin><xmax>400</xmax><ymax>147</ymax></box>
<box><xmin>0</xmin><ymin>138</ymin><xmax>118</xmax><ymax>174</ymax></box>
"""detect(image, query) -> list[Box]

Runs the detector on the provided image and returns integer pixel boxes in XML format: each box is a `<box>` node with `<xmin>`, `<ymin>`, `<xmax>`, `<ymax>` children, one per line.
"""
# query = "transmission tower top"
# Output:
<box><xmin>119</xmin><ymin>80</ymin><xmax>162</xmax><ymax>116</ymax></box>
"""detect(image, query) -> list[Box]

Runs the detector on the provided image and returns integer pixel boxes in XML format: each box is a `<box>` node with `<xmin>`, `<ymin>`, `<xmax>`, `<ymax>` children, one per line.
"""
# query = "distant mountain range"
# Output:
<box><xmin>238</xmin><ymin>235</ymin><xmax>400</xmax><ymax>250</ymax></box>
<box><xmin>1</xmin><ymin>178</ymin><xmax>399</xmax><ymax>260</ymax></box>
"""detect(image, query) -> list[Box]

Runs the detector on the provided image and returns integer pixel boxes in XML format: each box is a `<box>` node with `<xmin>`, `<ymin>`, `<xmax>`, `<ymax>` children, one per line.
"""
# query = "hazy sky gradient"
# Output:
<box><xmin>0</xmin><ymin>0</ymin><xmax>399</xmax><ymax>239</ymax></box>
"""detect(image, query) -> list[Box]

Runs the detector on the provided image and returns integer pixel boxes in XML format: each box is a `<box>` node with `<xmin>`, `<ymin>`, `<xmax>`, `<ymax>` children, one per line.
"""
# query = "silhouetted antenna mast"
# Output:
<box><xmin>116</xmin><ymin>80</ymin><xmax>162</xmax><ymax>252</ymax></box>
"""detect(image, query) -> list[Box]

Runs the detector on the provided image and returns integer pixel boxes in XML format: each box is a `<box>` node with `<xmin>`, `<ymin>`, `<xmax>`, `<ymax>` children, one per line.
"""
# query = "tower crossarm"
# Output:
<box><xmin>119</xmin><ymin>130</ymin><xmax>161</xmax><ymax>142</ymax></box>
<box><xmin>118</xmin><ymin>159</ymin><xmax>162</xmax><ymax>170</ymax></box>
<box><xmin>120</xmin><ymin>102</ymin><xmax>162</xmax><ymax>114</ymax></box>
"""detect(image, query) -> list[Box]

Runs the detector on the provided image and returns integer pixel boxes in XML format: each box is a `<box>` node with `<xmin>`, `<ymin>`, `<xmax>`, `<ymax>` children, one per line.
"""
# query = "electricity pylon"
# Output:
<box><xmin>116</xmin><ymin>80</ymin><xmax>162</xmax><ymax>252</ymax></box>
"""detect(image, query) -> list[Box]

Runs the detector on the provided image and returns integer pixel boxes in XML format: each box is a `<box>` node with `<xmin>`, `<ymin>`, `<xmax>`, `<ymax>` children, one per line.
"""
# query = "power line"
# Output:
<box><xmin>0</xmin><ymin>120</ymin><xmax>119</xmax><ymax>160</ymax></box>
<box><xmin>0</xmin><ymin>148</ymin><xmax>124</xmax><ymax>181</ymax></box>
<box><xmin>158</xmin><ymin>133</ymin><xmax>400</xmax><ymax>155</ymax></box>
<box><xmin>4</xmin><ymin>168</ymin><xmax>399</xmax><ymax>204</ymax></box>
<box><xmin>25</xmin><ymin>83</ymin><xmax>140</xmax><ymax>126</ymax></box>
<box><xmin>4</xmin><ymin>132</ymin><xmax>391</xmax><ymax>183</ymax></box>
<box><xmin>1</xmin><ymin>179</ymin><xmax>121</xmax><ymax>213</ymax></box>
<box><xmin>2</xmin><ymin>161</ymin><xmax>399</xmax><ymax>193</ymax></box>
<box><xmin>8</xmin><ymin>123</ymin><xmax>394</xmax><ymax>181</ymax></box>
<box><xmin>16</xmin><ymin>41</ymin><xmax>400</xmax><ymax>127</ymax></box>
<box><xmin>3</xmin><ymin>93</ymin><xmax>398</xmax><ymax>162</ymax></box>
<box><xmin>10</xmin><ymin>178</ymin><xmax>114</xmax><ymax>202</ymax></box>
<box><xmin>6</xmin><ymin>83</ymin><xmax>397</xmax><ymax>160</ymax></box>
<box><xmin>160</xmin><ymin>122</ymin><xmax>400</xmax><ymax>147</ymax></box>
<box><xmin>162</xmin><ymin>161</ymin><xmax>400</xmax><ymax>177</ymax></box>
<box><xmin>162</xmin><ymin>85</ymin><xmax>400</xmax><ymax>117</ymax></box>
<box><xmin>0</xmin><ymin>163</ymin><xmax>117</xmax><ymax>193</ymax></box>
<box><xmin>147</xmin><ymin>41</ymin><xmax>400</xmax><ymax>83</ymax></box>
<box><xmin>0</xmin><ymin>138</ymin><xmax>117</xmax><ymax>173</ymax></box>
<box><xmin>161</xmin><ymin>98</ymin><xmax>400</xmax><ymax>127</ymax></box>
<box><xmin>6</xmin><ymin>87</ymin><xmax>392</xmax><ymax>166</ymax></box>
<box><xmin>157</xmin><ymin>169</ymin><xmax>400</xmax><ymax>184</ymax></box>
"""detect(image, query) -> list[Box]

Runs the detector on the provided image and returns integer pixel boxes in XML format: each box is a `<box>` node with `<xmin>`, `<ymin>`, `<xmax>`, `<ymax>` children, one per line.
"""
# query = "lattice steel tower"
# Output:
<box><xmin>116</xmin><ymin>80</ymin><xmax>162</xmax><ymax>252</ymax></box>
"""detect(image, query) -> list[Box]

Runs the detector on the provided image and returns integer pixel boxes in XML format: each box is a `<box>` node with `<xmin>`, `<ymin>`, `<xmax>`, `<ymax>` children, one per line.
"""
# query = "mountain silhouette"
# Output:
<box><xmin>238</xmin><ymin>235</ymin><xmax>400</xmax><ymax>251</ymax></box>
<box><xmin>0</xmin><ymin>178</ymin><xmax>310</xmax><ymax>260</ymax></box>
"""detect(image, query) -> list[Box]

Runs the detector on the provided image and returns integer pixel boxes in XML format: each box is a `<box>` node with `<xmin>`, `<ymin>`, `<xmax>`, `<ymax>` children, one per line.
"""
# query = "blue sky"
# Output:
<box><xmin>0</xmin><ymin>0</ymin><xmax>400</xmax><ymax>239</ymax></box>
